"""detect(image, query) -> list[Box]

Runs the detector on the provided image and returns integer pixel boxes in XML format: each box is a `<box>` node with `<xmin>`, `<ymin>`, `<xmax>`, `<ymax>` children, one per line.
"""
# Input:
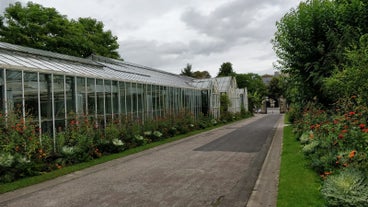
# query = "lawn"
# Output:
<box><xmin>277</xmin><ymin>125</ymin><xmax>325</xmax><ymax>207</ymax></box>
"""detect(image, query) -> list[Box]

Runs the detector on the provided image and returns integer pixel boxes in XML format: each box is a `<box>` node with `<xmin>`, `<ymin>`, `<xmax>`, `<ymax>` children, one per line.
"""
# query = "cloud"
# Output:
<box><xmin>1</xmin><ymin>0</ymin><xmax>302</xmax><ymax>76</ymax></box>
<box><xmin>181</xmin><ymin>0</ymin><xmax>285</xmax><ymax>44</ymax></box>
<box><xmin>0</xmin><ymin>0</ymin><xmax>17</xmax><ymax>14</ymax></box>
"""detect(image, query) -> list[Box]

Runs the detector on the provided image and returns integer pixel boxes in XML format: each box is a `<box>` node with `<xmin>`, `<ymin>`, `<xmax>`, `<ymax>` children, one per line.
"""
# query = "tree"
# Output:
<box><xmin>180</xmin><ymin>63</ymin><xmax>193</xmax><ymax>77</ymax></box>
<box><xmin>235</xmin><ymin>73</ymin><xmax>267</xmax><ymax>112</ymax></box>
<box><xmin>192</xmin><ymin>70</ymin><xmax>211</xmax><ymax>79</ymax></box>
<box><xmin>267</xmin><ymin>76</ymin><xmax>282</xmax><ymax>101</ymax></box>
<box><xmin>273</xmin><ymin>0</ymin><xmax>339</xmax><ymax>106</ymax></box>
<box><xmin>0</xmin><ymin>2</ymin><xmax>120</xmax><ymax>58</ymax></box>
<box><xmin>217</xmin><ymin>62</ymin><xmax>235</xmax><ymax>77</ymax></box>
<box><xmin>324</xmin><ymin>34</ymin><xmax>368</xmax><ymax>107</ymax></box>
<box><xmin>76</xmin><ymin>18</ymin><xmax>119</xmax><ymax>58</ymax></box>
<box><xmin>273</xmin><ymin>0</ymin><xmax>368</xmax><ymax>107</ymax></box>
<box><xmin>235</xmin><ymin>73</ymin><xmax>267</xmax><ymax>95</ymax></box>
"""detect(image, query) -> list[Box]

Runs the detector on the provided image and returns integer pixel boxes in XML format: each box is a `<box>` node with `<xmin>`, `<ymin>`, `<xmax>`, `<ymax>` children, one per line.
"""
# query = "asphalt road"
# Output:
<box><xmin>0</xmin><ymin>114</ymin><xmax>281</xmax><ymax>207</ymax></box>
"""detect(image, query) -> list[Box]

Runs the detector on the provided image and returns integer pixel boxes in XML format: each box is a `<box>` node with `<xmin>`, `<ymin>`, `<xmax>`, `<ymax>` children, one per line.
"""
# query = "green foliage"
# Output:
<box><xmin>273</xmin><ymin>0</ymin><xmax>340</xmax><ymax>105</ymax></box>
<box><xmin>273</xmin><ymin>0</ymin><xmax>368</xmax><ymax>107</ymax></box>
<box><xmin>324</xmin><ymin>34</ymin><xmax>368</xmax><ymax>106</ymax></box>
<box><xmin>292</xmin><ymin>100</ymin><xmax>368</xmax><ymax>205</ymax></box>
<box><xmin>180</xmin><ymin>63</ymin><xmax>193</xmax><ymax>77</ymax></box>
<box><xmin>235</xmin><ymin>73</ymin><xmax>267</xmax><ymax>112</ymax></box>
<box><xmin>217</xmin><ymin>62</ymin><xmax>235</xmax><ymax>77</ymax></box>
<box><xmin>192</xmin><ymin>70</ymin><xmax>211</xmax><ymax>79</ymax></box>
<box><xmin>220</xmin><ymin>93</ymin><xmax>230</xmax><ymax>113</ymax></box>
<box><xmin>322</xmin><ymin>169</ymin><xmax>368</xmax><ymax>207</ymax></box>
<box><xmin>0</xmin><ymin>2</ymin><xmax>120</xmax><ymax>58</ymax></box>
<box><xmin>267</xmin><ymin>76</ymin><xmax>285</xmax><ymax>101</ymax></box>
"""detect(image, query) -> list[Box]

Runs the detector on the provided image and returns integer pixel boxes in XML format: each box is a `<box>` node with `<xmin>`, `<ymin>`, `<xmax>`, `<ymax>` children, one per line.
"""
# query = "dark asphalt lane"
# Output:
<box><xmin>195</xmin><ymin>114</ymin><xmax>281</xmax><ymax>153</ymax></box>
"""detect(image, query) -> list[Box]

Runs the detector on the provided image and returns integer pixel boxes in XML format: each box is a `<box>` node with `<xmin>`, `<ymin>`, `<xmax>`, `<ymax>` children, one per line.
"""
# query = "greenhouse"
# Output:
<box><xmin>0</xmin><ymin>42</ymin><xmax>248</xmax><ymax>139</ymax></box>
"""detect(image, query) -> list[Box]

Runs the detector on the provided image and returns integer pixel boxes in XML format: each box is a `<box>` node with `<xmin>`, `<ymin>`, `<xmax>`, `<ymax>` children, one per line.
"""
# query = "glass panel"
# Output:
<box><xmin>65</xmin><ymin>76</ymin><xmax>75</xmax><ymax>114</ymax></box>
<box><xmin>96</xmin><ymin>79</ymin><xmax>104</xmax><ymax>115</ymax></box>
<box><xmin>159</xmin><ymin>86</ymin><xmax>165</xmax><ymax>117</ymax></box>
<box><xmin>53</xmin><ymin>75</ymin><xmax>65</xmax><ymax>120</ymax></box>
<box><xmin>6</xmin><ymin>70</ymin><xmax>22</xmax><ymax>113</ymax></box>
<box><xmin>152</xmin><ymin>85</ymin><xmax>159</xmax><ymax>118</ymax></box>
<box><xmin>112</xmin><ymin>81</ymin><xmax>118</xmax><ymax>116</ymax></box>
<box><xmin>145</xmin><ymin>84</ymin><xmax>152</xmax><ymax>119</ymax></box>
<box><xmin>87</xmin><ymin>78</ymin><xmax>96</xmax><ymax>116</ymax></box>
<box><xmin>132</xmin><ymin>82</ymin><xmax>137</xmax><ymax>114</ymax></box>
<box><xmin>39</xmin><ymin>73</ymin><xmax>52</xmax><ymax>134</ymax></box>
<box><xmin>0</xmin><ymin>69</ymin><xmax>3</xmax><ymax>113</ymax></box>
<box><xmin>104</xmin><ymin>80</ymin><xmax>112</xmax><ymax>116</ymax></box>
<box><xmin>126</xmin><ymin>82</ymin><xmax>132</xmax><ymax>116</ymax></box>
<box><xmin>119</xmin><ymin>81</ymin><xmax>126</xmax><ymax>115</ymax></box>
<box><xmin>76</xmin><ymin>77</ymin><xmax>86</xmax><ymax>115</ymax></box>
<box><xmin>24</xmin><ymin>72</ymin><xmax>38</xmax><ymax>117</ymax></box>
<box><xmin>137</xmin><ymin>83</ymin><xmax>144</xmax><ymax>119</ymax></box>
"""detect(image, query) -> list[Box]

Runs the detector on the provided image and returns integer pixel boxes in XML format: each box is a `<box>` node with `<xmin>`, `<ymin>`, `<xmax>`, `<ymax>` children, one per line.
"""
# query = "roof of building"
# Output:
<box><xmin>0</xmin><ymin>42</ymin><xmax>197</xmax><ymax>89</ymax></box>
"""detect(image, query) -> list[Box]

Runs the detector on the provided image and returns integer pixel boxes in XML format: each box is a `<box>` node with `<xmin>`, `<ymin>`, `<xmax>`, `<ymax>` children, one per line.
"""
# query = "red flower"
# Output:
<box><xmin>341</xmin><ymin>129</ymin><xmax>348</xmax><ymax>134</ymax></box>
<box><xmin>359</xmin><ymin>123</ymin><xmax>366</xmax><ymax>129</ymax></box>
<box><xmin>338</xmin><ymin>134</ymin><xmax>344</xmax><ymax>139</ymax></box>
<box><xmin>349</xmin><ymin>150</ymin><xmax>357</xmax><ymax>159</ymax></box>
<box><xmin>349</xmin><ymin>111</ymin><xmax>356</xmax><ymax>116</ymax></box>
<box><xmin>333</xmin><ymin>119</ymin><xmax>339</xmax><ymax>124</ymax></box>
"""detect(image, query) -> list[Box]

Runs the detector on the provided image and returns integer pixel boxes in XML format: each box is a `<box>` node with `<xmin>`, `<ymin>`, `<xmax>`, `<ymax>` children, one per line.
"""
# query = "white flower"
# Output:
<box><xmin>302</xmin><ymin>141</ymin><xmax>319</xmax><ymax>154</ymax></box>
<box><xmin>112</xmin><ymin>138</ymin><xmax>124</xmax><ymax>146</ymax></box>
<box><xmin>144</xmin><ymin>131</ymin><xmax>152</xmax><ymax>136</ymax></box>
<box><xmin>153</xmin><ymin>131</ymin><xmax>162</xmax><ymax>138</ymax></box>
<box><xmin>134</xmin><ymin>135</ymin><xmax>144</xmax><ymax>141</ymax></box>
<box><xmin>0</xmin><ymin>153</ymin><xmax>14</xmax><ymax>167</ymax></box>
<box><xmin>17</xmin><ymin>156</ymin><xmax>30</xmax><ymax>164</ymax></box>
<box><xmin>62</xmin><ymin>146</ymin><xmax>76</xmax><ymax>155</ymax></box>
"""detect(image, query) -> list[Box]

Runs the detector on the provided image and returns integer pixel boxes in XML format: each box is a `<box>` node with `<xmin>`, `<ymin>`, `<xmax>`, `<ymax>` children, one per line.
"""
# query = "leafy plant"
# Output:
<box><xmin>322</xmin><ymin>169</ymin><xmax>368</xmax><ymax>207</ymax></box>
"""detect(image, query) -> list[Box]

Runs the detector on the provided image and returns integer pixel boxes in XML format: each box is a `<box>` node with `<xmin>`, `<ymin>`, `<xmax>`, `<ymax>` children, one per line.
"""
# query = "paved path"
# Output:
<box><xmin>0</xmin><ymin>114</ymin><xmax>282</xmax><ymax>207</ymax></box>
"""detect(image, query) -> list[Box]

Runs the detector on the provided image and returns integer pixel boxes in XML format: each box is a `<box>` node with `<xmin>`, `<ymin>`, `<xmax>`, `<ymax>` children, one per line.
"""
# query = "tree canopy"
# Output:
<box><xmin>273</xmin><ymin>0</ymin><xmax>368</xmax><ymax>106</ymax></box>
<box><xmin>180</xmin><ymin>63</ymin><xmax>193</xmax><ymax>77</ymax></box>
<box><xmin>217</xmin><ymin>62</ymin><xmax>235</xmax><ymax>77</ymax></box>
<box><xmin>235</xmin><ymin>73</ymin><xmax>267</xmax><ymax>112</ymax></box>
<box><xmin>192</xmin><ymin>71</ymin><xmax>211</xmax><ymax>79</ymax></box>
<box><xmin>0</xmin><ymin>2</ymin><xmax>120</xmax><ymax>59</ymax></box>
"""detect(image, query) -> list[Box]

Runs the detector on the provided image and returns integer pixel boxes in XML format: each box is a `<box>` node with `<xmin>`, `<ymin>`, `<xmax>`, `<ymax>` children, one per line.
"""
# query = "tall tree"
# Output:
<box><xmin>273</xmin><ymin>0</ymin><xmax>339</xmax><ymax>105</ymax></box>
<box><xmin>180</xmin><ymin>63</ymin><xmax>193</xmax><ymax>77</ymax></box>
<box><xmin>76</xmin><ymin>18</ymin><xmax>119</xmax><ymax>58</ymax></box>
<box><xmin>0</xmin><ymin>2</ymin><xmax>120</xmax><ymax>58</ymax></box>
<box><xmin>273</xmin><ymin>0</ymin><xmax>368</xmax><ymax>106</ymax></box>
<box><xmin>235</xmin><ymin>73</ymin><xmax>267</xmax><ymax>112</ymax></box>
<box><xmin>217</xmin><ymin>62</ymin><xmax>235</xmax><ymax>77</ymax></box>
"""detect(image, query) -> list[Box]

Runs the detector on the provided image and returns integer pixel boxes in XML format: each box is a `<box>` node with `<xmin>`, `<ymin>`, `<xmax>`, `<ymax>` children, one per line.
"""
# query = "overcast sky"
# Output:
<box><xmin>0</xmin><ymin>0</ymin><xmax>301</xmax><ymax>76</ymax></box>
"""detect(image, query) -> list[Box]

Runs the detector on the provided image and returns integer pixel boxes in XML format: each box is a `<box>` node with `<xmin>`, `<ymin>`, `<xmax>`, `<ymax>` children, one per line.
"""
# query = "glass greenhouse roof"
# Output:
<box><xmin>215</xmin><ymin>77</ymin><xmax>233</xmax><ymax>92</ymax></box>
<box><xmin>0</xmin><ymin>42</ymin><xmax>198</xmax><ymax>89</ymax></box>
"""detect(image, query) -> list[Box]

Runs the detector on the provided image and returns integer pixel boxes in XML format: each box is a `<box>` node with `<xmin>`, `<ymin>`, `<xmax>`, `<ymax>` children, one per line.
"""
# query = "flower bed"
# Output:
<box><xmin>292</xmin><ymin>98</ymin><xmax>368</xmax><ymax>206</ymax></box>
<box><xmin>0</xmin><ymin>110</ymin><xmax>251</xmax><ymax>184</ymax></box>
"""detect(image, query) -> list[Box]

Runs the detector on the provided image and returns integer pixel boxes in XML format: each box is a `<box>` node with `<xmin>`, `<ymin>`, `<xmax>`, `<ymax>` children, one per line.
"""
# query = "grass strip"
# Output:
<box><xmin>277</xmin><ymin>125</ymin><xmax>325</xmax><ymax>207</ymax></box>
<box><xmin>0</xmin><ymin>120</ymin><xmax>237</xmax><ymax>194</ymax></box>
